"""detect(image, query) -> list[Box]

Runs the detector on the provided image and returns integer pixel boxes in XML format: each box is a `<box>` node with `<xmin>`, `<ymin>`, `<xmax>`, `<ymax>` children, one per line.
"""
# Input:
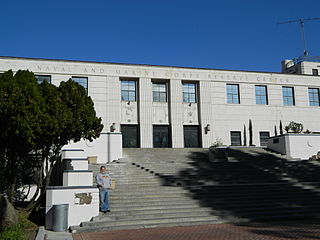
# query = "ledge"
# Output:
<box><xmin>61</xmin><ymin>149</ymin><xmax>84</xmax><ymax>152</ymax></box>
<box><xmin>269</xmin><ymin>133</ymin><xmax>320</xmax><ymax>139</ymax></box>
<box><xmin>47</xmin><ymin>186</ymin><xmax>96</xmax><ymax>190</ymax></box>
<box><xmin>63</xmin><ymin>158</ymin><xmax>88</xmax><ymax>161</ymax></box>
<box><xmin>63</xmin><ymin>170</ymin><xmax>92</xmax><ymax>173</ymax></box>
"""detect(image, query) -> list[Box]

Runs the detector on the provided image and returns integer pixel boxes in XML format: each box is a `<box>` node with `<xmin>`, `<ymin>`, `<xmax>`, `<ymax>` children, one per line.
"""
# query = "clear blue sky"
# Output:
<box><xmin>1</xmin><ymin>0</ymin><xmax>320</xmax><ymax>72</ymax></box>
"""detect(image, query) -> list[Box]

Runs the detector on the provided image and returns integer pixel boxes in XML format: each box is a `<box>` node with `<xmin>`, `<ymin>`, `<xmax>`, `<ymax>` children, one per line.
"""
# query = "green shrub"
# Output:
<box><xmin>285</xmin><ymin>121</ymin><xmax>304</xmax><ymax>133</ymax></box>
<box><xmin>0</xmin><ymin>224</ymin><xmax>26</xmax><ymax>240</ymax></box>
<box><xmin>0</xmin><ymin>212</ymin><xmax>37</xmax><ymax>240</ymax></box>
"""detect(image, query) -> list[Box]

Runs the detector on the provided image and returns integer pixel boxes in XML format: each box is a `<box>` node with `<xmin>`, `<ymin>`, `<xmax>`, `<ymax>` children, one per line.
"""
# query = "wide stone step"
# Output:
<box><xmin>71</xmin><ymin>218</ymin><xmax>226</xmax><ymax>233</ymax></box>
<box><xmin>110</xmin><ymin>186</ymin><xmax>187</xmax><ymax>193</ymax></box>
<box><xmin>110</xmin><ymin>191</ymin><xmax>190</xmax><ymax>199</ymax></box>
<box><xmin>111</xmin><ymin>186</ymin><xmax>176</xmax><ymax>191</ymax></box>
<box><xmin>130</xmin><ymin>164</ymin><xmax>196</xmax><ymax>169</ymax></box>
<box><xmin>109</xmin><ymin>196</ymin><xmax>197</xmax><ymax>205</ymax></box>
<box><xmin>94</xmin><ymin>210</ymin><xmax>216</xmax><ymax>222</ymax></box>
<box><xmin>109</xmin><ymin>198</ymin><xmax>199</xmax><ymax>207</ymax></box>
<box><xmin>109</xmin><ymin>202</ymin><xmax>204</xmax><ymax>211</ymax></box>
<box><xmin>191</xmin><ymin>186</ymin><xmax>320</xmax><ymax>194</ymax></box>
<box><xmin>107</xmin><ymin>178</ymin><xmax>169</xmax><ymax>183</ymax></box>
<box><xmin>92</xmin><ymin>178</ymin><xmax>162</xmax><ymax>183</ymax></box>
<box><xmin>92</xmin><ymin>174</ymin><xmax>146</xmax><ymax>179</ymax></box>
<box><xmin>92</xmin><ymin>205</ymin><xmax>320</xmax><ymax>226</ymax></box>
<box><xmin>188</xmin><ymin>193</ymin><xmax>320</xmax><ymax>202</ymax></box>
<box><xmin>99</xmin><ymin>205</ymin><xmax>320</xmax><ymax>223</ymax></box>
<box><xmin>110</xmin><ymin>181</ymin><xmax>291</xmax><ymax>189</ymax></box>
<box><xmin>79</xmin><ymin>215</ymin><xmax>221</xmax><ymax>229</ymax></box>
<box><xmin>110</xmin><ymin>201</ymin><xmax>319</xmax><ymax>211</ymax></box>
<box><xmin>243</xmin><ymin>208</ymin><xmax>320</xmax><ymax>221</ymax></box>
<box><xmin>110</xmin><ymin>193</ymin><xmax>320</xmax><ymax>205</ymax></box>
<box><xmin>96</xmin><ymin>207</ymin><xmax>213</xmax><ymax>218</ymax></box>
<box><xmin>109</xmin><ymin>190</ymin><xmax>320</xmax><ymax>202</ymax></box>
<box><xmin>109</xmin><ymin>183</ymin><xmax>319</xmax><ymax>193</ymax></box>
<box><xmin>110</xmin><ymin>182</ymin><xmax>163</xmax><ymax>187</ymax></box>
<box><xmin>108</xmin><ymin>196</ymin><xmax>320</xmax><ymax>211</ymax></box>
<box><xmin>192</xmin><ymin>199</ymin><xmax>320</xmax><ymax>211</ymax></box>
<box><xmin>103</xmin><ymin>181</ymin><xmax>166</xmax><ymax>186</ymax></box>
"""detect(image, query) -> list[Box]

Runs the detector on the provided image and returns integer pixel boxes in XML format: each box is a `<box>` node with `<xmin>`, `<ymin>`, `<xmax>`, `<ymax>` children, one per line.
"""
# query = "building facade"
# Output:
<box><xmin>1</xmin><ymin>56</ymin><xmax>320</xmax><ymax>149</ymax></box>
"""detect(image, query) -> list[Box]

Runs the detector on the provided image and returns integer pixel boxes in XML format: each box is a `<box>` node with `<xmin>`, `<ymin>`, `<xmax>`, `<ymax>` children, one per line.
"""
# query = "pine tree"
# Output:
<box><xmin>274</xmin><ymin>125</ymin><xmax>278</xmax><ymax>136</ymax></box>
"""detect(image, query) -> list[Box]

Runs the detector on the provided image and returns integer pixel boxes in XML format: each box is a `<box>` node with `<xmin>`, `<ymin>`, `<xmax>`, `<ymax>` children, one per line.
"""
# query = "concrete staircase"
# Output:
<box><xmin>70</xmin><ymin>147</ymin><xmax>320</xmax><ymax>232</ymax></box>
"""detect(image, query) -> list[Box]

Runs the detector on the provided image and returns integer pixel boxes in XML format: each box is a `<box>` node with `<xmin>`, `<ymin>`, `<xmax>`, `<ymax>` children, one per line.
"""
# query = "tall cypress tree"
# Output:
<box><xmin>280</xmin><ymin>120</ymin><xmax>283</xmax><ymax>135</ymax></box>
<box><xmin>249</xmin><ymin>119</ymin><xmax>253</xmax><ymax>146</ymax></box>
<box><xmin>243</xmin><ymin>124</ymin><xmax>247</xmax><ymax>146</ymax></box>
<box><xmin>274</xmin><ymin>125</ymin><xmax>278</xmax><ymax>136</ymax></box>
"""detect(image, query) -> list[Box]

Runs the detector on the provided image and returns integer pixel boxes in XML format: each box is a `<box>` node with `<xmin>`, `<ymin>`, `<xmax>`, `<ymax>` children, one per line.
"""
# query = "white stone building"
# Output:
<box><xmin>1</xmin><ymin>56</ymin><xmax>320</xmax><ymax>151</ymax></box>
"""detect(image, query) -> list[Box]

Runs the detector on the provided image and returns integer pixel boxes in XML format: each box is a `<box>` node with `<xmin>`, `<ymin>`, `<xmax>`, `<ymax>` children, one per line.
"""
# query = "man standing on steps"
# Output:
<box><xmin>96</xmin><ymin>166</ymin><xmax>112</xmax><ymax>213</ymax></box>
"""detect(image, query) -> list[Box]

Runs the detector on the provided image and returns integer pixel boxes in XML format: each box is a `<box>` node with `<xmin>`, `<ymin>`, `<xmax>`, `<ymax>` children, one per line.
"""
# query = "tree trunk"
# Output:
<box><xmin>26</xmin><ymin>149</ymin><xmax>60</xmax><ymax>211</ymax></box>
<box><xmin>7</xmin><ymin>152</ymin><xmax>18</xmax><ymax>204</ymax></box>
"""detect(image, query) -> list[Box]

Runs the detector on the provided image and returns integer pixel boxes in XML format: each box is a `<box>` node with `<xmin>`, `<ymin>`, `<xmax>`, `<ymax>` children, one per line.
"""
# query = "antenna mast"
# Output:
<box><xmin>278</xmin><ymin>17</ymin><xmax>320</xmax><ymax>56</ymax></box>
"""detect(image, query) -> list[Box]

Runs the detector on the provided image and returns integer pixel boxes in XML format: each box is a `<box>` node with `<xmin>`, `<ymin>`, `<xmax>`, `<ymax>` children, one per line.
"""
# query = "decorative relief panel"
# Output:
<box><xmin>121</xmin><ymin>101</ymin><xmax>138</xmax><ymax>124</ymax></box>
<box><xmin>183</xmin><ymin>103</ymin><xmax>198</xmax><ymax>124</ymax></box>
<box><xmin>153</xmin><ymin>102</ymin><xmax>169</xmax><ymax>124</ymax></box>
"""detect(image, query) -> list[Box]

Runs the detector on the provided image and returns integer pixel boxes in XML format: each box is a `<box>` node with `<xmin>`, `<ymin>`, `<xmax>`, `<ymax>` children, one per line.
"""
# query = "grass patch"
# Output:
<box><xmin>0</xmin><ymin>211</ymin><xmax>38</xmax><ymax>240</ymax></box>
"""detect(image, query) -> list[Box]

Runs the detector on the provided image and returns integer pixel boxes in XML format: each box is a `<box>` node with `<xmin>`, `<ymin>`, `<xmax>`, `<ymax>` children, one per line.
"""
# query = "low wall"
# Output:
<box><xmin>64</xmin><ymin>132</ymin><xmax>122</xmax><ymax>164</ymax></box>
<box><xmin>46</xmin><ymin>149</ymin><xmax>100</xmax><ymax>230</ymax></box>
<box><xmin>268</xmin><ymin>134</ymin><xmax>320</xmax><ymax>159</ymax></box>
<box><xmin>267</xmin><ymin>135</ymin><xmax>288</xmax><ymax>156</ymax></box>
<box><xmin>46</xmin><ymin>186</ymin><xmax>99</xmax><ymax>229</ymax></box>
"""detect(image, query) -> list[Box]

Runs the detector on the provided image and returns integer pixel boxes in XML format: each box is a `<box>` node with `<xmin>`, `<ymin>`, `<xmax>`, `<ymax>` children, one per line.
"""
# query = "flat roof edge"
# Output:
<box><xmin>0</xmin><ymin>55</ymin><xmax>289</xmax><ymax>75</ymax></box>
<box><xmin>0</xmin><ymin>56</ymin><xmax>282</xmax><ymax>74</ymax></box>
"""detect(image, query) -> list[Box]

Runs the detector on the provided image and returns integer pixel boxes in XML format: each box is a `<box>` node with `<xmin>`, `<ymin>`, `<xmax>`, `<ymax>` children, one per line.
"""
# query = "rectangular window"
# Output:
<box><xmin>309</xmin><ymin>88</ymin><xmax>320</xmax><ymax>106</ymax></box>
<box><xmin>282</xmin><ymin>87</ymin><xmax>295</xmax><ymax>106</ymax></box>
<box><xmin>227</xmin><ymin>84</ymin><xmax>240</xmax><ymax>104</ymax></box>
<box><xmin>259</xmin><ymin>132</ymin><xmax>270</xmax><ymax>147</ymax></box>
<box><xmin>153</xmin><ymin>82</ymin><xmax>167</xmax><ymax>102</ymax></box>
<box><xmin>182</xmin><ymin>83</ymin><xmax>196</xmax><ymax>103</ymax></box>
<box><xmin>121</xmin><ymin>80</ymin><xmax>136</xmax><ymax>101</ymax></box>
<box><xmin>230</xmin><ymin>131</ymin><xmax>241</xmax><ymax>146</ymax></box>
<box><xmin>35</xmin><ymin>75</ymin><xmax>51</xmax><ymax>84</ymax></box>
<box><xmin>72</xmin><ymin>76</ymin><xmax>88</xmax><ymax>92</ymax></box>
<box><xmin>312</xmin><ymin>69</ymin><xmax>319</xmax><ymax>76</ymax></box>
<box><xmin>255</xmin><ymin>85</ymin><xmax>268</xmax><ymax>105</ymax></box>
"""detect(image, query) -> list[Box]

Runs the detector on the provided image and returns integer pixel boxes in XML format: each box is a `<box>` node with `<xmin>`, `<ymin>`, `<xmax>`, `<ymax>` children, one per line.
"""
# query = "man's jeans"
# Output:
<box><xmin>99</xmin><ymin>188</ymin><xmax>109</xmax><ymax>212</ymax></box>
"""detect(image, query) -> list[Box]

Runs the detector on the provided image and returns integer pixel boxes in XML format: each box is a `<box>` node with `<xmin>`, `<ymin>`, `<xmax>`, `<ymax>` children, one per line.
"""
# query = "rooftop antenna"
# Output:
<box><xmin>278</xmin><ymin>17</ymin><xmax>320</xmax><ymax>56</ymax></box>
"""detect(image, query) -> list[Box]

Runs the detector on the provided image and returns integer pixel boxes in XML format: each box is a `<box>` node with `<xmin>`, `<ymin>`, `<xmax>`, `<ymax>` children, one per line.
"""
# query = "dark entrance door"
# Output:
<box><xmin>184</xmin><ymin>126</ymin><xmax>201</xmax><ymax>148</ymax></box>
<box><xmin>153</xmin><ymin>125</ymin><xmax>171</xmax><ymax>148</ymax></box>
<box><xmin>121</xmin><ymin>125</ymin><xmax>139</xmax><ymax>148</ymax></box>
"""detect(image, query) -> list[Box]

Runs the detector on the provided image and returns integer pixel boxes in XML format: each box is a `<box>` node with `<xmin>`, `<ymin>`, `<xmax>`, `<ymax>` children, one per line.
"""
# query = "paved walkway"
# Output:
<box><xmin>72</xmin><ymin>220</ymin><xmax>320</xmax><ymax>240</ymax></box>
